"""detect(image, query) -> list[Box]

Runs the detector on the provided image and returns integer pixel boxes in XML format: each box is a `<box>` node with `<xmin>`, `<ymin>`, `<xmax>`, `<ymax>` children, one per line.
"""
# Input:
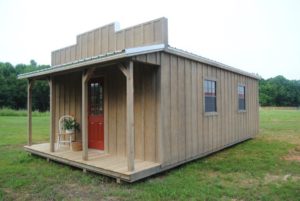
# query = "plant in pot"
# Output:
<box><xmin>63</xmin><ymin>118</ymin><xmax>80</xmax><ymax>134</ymax></box>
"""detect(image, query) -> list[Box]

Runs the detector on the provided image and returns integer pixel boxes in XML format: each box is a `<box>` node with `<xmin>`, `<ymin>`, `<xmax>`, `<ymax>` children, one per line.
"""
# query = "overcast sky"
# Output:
<box><xmin>0</xmin><ymin>0</ymin><xmax>299</xmax><ymax>79</ymax></box>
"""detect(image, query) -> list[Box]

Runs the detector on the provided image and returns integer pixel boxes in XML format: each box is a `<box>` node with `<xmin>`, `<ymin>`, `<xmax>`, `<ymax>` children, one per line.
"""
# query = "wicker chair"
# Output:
<box><xmin>57</xmin><ymin>115</ymin><xmax>75</xmax><ymax>150</ymax></box>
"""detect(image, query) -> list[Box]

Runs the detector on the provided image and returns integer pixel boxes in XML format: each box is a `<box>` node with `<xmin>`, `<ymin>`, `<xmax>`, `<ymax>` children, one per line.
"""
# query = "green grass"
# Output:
<box><xmin>0</xmin><ymin>109</ymin><xmax>300</xmax><ymax>201</ymax></box>
<box><xmin>0</xmin><ymin>108</ymin><xmax>49</xmax><ymax>117</ymax></box>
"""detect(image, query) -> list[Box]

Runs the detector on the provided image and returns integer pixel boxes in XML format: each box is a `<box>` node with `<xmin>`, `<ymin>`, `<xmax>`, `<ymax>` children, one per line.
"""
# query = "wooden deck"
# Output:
<box><xmin>24</xmin><ymin>143</ymin><xmax>161</xmax><ymax>182</ymax></box>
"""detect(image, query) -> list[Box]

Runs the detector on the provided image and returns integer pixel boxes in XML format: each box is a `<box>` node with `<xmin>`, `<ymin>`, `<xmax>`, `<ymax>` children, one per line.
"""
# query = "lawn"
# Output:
<box><xmin>0</xmin><ymin>109</ymin><xmax>299</xmax><ymax>201</ymax></box>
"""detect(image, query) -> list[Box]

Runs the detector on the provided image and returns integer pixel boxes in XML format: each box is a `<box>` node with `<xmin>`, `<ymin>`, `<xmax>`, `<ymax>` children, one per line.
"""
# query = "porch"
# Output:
<box><xmin>25</xmin><ymin>143</ymin><xmax>161</xmax><ymax>182</ymax></box>
<box><xmin>24</xmin><ymin>58</ymin><xmax>161</xmax><ymax>182</ymax></box>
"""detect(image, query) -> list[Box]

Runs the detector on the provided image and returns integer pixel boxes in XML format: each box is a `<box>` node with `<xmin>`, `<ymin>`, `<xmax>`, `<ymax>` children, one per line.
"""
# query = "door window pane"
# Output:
<box><xmin>89</xmin><ymin>80</ymin><xmax>104</xmax><ymax>115</ymax></box>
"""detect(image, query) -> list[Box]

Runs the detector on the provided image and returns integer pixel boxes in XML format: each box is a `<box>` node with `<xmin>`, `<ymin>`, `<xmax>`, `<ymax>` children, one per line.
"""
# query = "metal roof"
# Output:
<box><xmin>18</xmin><ymin>44</ymin><xmax>259</xmax><ymax>80</ymax></box>
<box><xmin>17</xmin><ymin>44</ymin><xmax>165</xmax><ymax>79</ymax></box>
<box><xmin>165</xmin><ymin>46</ymin><xmax>260</xmax><ymax>79</ymax></box>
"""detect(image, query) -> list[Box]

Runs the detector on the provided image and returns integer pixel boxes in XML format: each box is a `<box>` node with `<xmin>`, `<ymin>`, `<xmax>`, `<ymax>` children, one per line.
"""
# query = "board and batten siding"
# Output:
<box><xmin>51</xmin><ymin>17</ymin><xmax>168</xmax><ymax>66</ymax></box>
<box><xmin>104</xmin><ymin>65</ymin><xmax>158</xmax><ymax>161</ymax></box>
<box><xmin>52</xmin><ymin>51</ymin><xmax>258</xmax><ymax>167</ymax></box>
<box><xmin>135</xmin><ymin>52</ymin><xmax>259</xmax><ymax>167</ymax></box>
<box><xmin>53</xmin><ymin>72</ymin><xmax>82</xmax><ymax>142</ymax></box>
<box><xmin>52</xmin><ymin>64</ymin><xmax>159</xmax><ymax>163</ymax></box>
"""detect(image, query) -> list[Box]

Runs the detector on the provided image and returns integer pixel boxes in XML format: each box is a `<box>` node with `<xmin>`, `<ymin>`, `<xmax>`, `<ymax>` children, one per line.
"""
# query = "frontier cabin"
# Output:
<box><xmin>19</xmin><ymin>17</ymin><xmax>259</xmax><ymax>182</ymax></box>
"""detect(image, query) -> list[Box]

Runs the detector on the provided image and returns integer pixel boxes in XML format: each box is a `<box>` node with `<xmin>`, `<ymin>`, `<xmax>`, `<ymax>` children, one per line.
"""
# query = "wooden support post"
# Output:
<box><xmin>116</xmin><ymin>178</ymin><xmax>122</xmax><ymax>184</ymax></box>
<box><xmin>82</xmin><ymin>68</ymin><xmax>95</xmax><ymax>161</ymax></box>
<box><xmin>120</xmin><ymin>61</ymin><xmax>135</xmax><ymax>172</ymax></box>
<box><xmin>119</xmin><ymin>61</ymin><xmax>135</xmax><ymax>171</ymax></box>
<box><xmin>27</xmin><ymin>80</ymin><xmax>33</xmax><ymax>146</ymax></box>
<box><xmin>49</xmin><ymin>78</ymin><xmax>56</xmax><ymax>152</ymax></box>
<box><xmin>82</xmin><ymin>74</ymin><xmax>88</xmax><ymax>161</ymax></box>
<box><xmin>127</xmin><ymin>61</ymin><xmax>135</xmax><ymax>171</ymax></box>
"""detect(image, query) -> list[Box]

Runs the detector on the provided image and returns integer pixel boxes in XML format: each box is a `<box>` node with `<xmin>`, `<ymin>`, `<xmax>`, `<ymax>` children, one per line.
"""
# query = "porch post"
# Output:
<box><xmin>126</xmin><ymin>61</ymin><xmax>135</xmax><ymax>171</ymax></box>
<box><xmin>82</xmin><ymin>71</ymin><xmax>88</xmax><ymax>160</ymax></box>
<box><xmin>49</xmin><ymin>78</ymin><xmax>56</xmax><ymax>152</ymax></box>
<box><xmin>27</xmin><ymin>79</ymin><xmax>33</xmax><ymax>146</ymax></box>
<box><xmin>82</xmin><ymin>68</ymin><xmax>95</xmax><ymax>161</ymax></box>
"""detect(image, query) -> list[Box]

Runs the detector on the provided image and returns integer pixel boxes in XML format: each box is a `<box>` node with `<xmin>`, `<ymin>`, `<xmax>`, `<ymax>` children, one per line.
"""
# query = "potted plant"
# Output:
<box><xmin>63</xmin><ymin>118</ymin><xmax>80</xmax><ymax>134</ymax></box>
<box><xmin>72</xmin><ymin>141</ymin><xmax>82</xmax><ymax>151</ymax></box>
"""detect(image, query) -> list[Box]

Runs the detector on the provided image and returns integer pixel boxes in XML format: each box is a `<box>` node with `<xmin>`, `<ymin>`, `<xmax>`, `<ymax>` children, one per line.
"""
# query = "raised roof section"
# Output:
<box><xmin>51</xmin><ymin>17</ymin><xmax>168</xmax><ymax>66</ymax></box>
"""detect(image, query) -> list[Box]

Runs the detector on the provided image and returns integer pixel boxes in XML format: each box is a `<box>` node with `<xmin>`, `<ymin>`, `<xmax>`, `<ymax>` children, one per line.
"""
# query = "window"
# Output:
<box><xmin>89</xmin><ymin>80</ymin><xmax>104</xmax><ymax>115</ymax></box>
<box><xmin>238</xmin><ymin>85</ymin><xmax>246</xmax><ymax>110</ymax></box>
<box><xmin>204</xmin><ymin>80</ymin><xmax>217</xmax><ymax>112</ymax></box>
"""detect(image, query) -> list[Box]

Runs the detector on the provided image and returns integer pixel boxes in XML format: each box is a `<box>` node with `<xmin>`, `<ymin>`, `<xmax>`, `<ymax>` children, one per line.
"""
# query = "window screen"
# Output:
<box><xmin>204</xmin><ymin>80</ymin><xmax>217</xmax><ymax>112</ymax></box>
<box><xmin>238</xmin><ymin>85</ymin><xmax>246</xmax><ymax>110</ymax></box>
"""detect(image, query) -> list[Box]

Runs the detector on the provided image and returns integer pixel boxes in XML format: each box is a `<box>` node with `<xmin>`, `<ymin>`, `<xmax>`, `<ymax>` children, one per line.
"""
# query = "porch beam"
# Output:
<box><xmin>27</xmin><ymin>79</ymin><xmax>33</xmax><ymax>146</ymax></box>
<box><xmin>126</xmin><ymin>61</ymin><xmax>135</xmax><ymax>171</ymax></box>
<box><xmin>83</xmin><ymin>67</ymin><xmax>96</xmax><ymax>82</ymax></box>
<box><xmin>49</xmin><ymin>78</ymin><xmax>56</xmax><ymax>152</ymax></box>
<box><xmin>118</xmin><ymin>63</ymin><xmax>129</xmax><ymax>77</ymax></box>
<box><xmin>82</xmin><ymin>67</ymin><xmax>95</xmax><ymax>161</ymax></box>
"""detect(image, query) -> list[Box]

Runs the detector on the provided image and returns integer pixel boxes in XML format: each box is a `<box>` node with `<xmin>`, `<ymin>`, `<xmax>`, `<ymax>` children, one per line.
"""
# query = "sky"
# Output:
<box><xmin>0</xmin><ymin>0</ymin><xmax>299</xmax><ymax>79</ymax></box>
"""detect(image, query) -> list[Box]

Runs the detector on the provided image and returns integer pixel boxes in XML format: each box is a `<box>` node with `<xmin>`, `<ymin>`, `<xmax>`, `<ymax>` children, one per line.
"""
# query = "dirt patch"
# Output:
<box><xmin>282</xmin><ymin>145</ymin><xmax>300</xmax><ymax>162</ymax></box>
<box><xmin>283</xmin><ymin>155</ymin><xmax>300</xmax><ymax>162</ymax></box>
<box><xmin>54</xmin><ymin>183</ymin><xmax>107</xmax><ymax>201</ymax></box>
<box><xmin>205</xmin><ymin>172</ymin><xmax>260</xmax><ymax>188</ymax></box>
<box><xmin>1</xmin><ymin>188</ymin><xmax>32</xmax><ymax>201</ymax></box>
<box><xmin>262</xmin><ymin>134</ymin><xmax>300</xmax><ymax>145</ymax></box>
<box><xmin>295</xmin><ymin>146</ymin><xmax>300</xmax><ymax>152</ymax></box>
<box><xmin>264</xmin><ymin>173</ymin><xmax>300</xmax><ymax>184</ymax></box>
<box><xmin>239</xmin><ymin>178</ymin><xmax>259</xmax><ymax>188</ymax></box>
<box><xmin>264</xmin><ymin>174</ymin><xmax>281</xmax><ymax>184</ymax></box>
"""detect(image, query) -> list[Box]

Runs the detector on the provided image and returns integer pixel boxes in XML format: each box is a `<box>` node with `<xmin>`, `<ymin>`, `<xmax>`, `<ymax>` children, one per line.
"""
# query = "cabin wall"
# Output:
<box><xmin>133</xmin><ymin>53</ymin><xmax>162</xmax><ymax>163</ymax></box>
<box><xmin>104</xmin><ymin>67</ymin><xmax>127</xmax><ymax>158</ymax></box>
<box><xmin>51</xmin><ymin>17</ymin><xmax>168</xmax><ymax>66</ymax></box>
<box><xmin>158</xmin><ymin>52</ymin><xmax>259</xmax><ymax>167</ymax></box>
<box><xmin>53</xmin><ymin>72</ymin><xmax>82</xmax><ymax>142</ymax></box>
<box><xmin>52</xmin><ymin>51</ymin><xmax>259</xmax><ymax>167</ymax></box>
<box><xmin>104</xmin><ymin>65</ymin><xmax>158</xmax><ymax>162</ymax></box>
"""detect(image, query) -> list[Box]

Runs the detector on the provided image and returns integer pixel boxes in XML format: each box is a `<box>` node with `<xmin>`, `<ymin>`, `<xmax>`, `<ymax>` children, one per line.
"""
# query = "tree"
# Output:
<box><xmin>259</xmin><ymin>75</ymin><xmax>300</xmax><ymax>107</ymax></box>
<box><xmin>30</xmin><ymin>60</ymin><xmax>37</xmax><ymax>67</ymax></box>
<box><xmin>0</xmin><ymin>61</ymin><xmax>50</xmax><ymax>111</ymax></box>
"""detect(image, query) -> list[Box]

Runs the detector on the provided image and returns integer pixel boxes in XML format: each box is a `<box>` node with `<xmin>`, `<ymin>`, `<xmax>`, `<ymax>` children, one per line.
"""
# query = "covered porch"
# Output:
<box><xmin>22</xmin><ymin>53</ymin><xmax>162</xmax><ymax>182</ymax></box>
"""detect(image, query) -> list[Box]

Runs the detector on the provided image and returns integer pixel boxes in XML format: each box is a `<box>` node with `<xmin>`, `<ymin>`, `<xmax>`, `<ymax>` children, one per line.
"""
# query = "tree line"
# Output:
<box><xmin>259</xmin><ymin>75</ymin><xmax>300</xmax><ymax>107</ymax></box>
<box><xmin>0</xmin><ymin>61</ymin><xmax>299</xmax><ymax>111</ymax></box>
<box><xmin>0</xmin><ymin>60</ymin><xmax>50</xmax><ymax>111</ymax></box>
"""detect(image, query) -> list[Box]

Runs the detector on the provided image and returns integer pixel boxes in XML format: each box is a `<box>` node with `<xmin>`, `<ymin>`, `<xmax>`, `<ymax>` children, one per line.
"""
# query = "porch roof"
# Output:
<box><xmin>18</xmin><ymin>44</ymin><xmax>260</xmax><ymax>80</ymax></box>
<box><xmin>17</xmin><ymin>44</ymin><xmax>166</xmax><ymax>80</ymax></box>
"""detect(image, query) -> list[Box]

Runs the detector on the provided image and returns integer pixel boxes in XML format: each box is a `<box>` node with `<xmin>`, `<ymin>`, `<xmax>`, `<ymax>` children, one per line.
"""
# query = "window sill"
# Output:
<box><xmin>238</xmin><ymin>110</ymin><xmax>247</xmax><ymax>113</ymax></box>
<box><xmin>204</xmin><ymin>112</ymin><xmax>218</xmax><ymax>116</ymax></box>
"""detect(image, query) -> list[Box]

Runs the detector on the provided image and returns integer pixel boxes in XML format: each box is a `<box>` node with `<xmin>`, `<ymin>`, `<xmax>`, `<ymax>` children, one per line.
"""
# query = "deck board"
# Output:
<box><xmin>24</xmin><ymin>143</ymin><xmax>161</xmax><ymax>182</ymax></box>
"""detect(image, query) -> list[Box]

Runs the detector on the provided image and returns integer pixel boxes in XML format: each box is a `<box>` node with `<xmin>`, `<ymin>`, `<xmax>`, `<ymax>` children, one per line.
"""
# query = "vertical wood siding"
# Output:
<box><xmin>54</xmin><ymin>72</ymin><xmax>82</xmax><ymax>142</ymax></box>
<box><xmin>104</xmin><ymin>65</ymin><xmax>158</xmax><ymax>161</ymax></box>
<box><xmin>51</xmin><ymin>18</ymin><xmax>168</xmax><ymax>66</ymax></box>
<box><xmin>53</xmin><ymin>51</ymin><xmax>258</xmax><ymax>166</ymax></box>
<box><xmin>158</xmin><ymin>52</ymin><xmax>259</xmax><ymax>167</ymax></box>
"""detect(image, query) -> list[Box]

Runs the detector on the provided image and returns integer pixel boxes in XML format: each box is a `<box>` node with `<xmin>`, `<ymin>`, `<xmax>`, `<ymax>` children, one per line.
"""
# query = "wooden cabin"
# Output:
<box><xmin>19</xmin><ymin>17</ymin><xmax>259</xmax><ymax>183</ymax></box>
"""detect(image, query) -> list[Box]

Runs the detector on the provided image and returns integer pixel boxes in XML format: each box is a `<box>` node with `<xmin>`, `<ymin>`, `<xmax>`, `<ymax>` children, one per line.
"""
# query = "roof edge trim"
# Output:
<box><xmin>165</xmin><ymin>46</ymin><xmax>260</xmax><ymax>80</ymax></box>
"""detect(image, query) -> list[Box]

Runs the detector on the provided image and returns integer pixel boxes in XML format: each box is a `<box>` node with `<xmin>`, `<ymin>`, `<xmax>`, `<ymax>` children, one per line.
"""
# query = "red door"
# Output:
<box><xmin>88</xmin><ymin>78</ymin><xmax>104</xmax><ymax>150</ymax></box>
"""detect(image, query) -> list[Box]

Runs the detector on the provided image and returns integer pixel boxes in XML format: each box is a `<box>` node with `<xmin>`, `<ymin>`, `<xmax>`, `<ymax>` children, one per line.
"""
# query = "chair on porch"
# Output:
<box><xmin>57</xmin><ymin>115</ymin><xmax>75</xmax><ymax>150</ymax></box>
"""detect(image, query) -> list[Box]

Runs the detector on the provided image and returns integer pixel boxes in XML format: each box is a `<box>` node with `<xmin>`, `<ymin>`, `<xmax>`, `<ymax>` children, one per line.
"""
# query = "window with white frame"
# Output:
<box><xmin>238</xmin><ymin>85</ymin><xmax>246</xmax><ymax>110</ymax></box>
<box><xmin>204</xmin><ymin>80</ymin><xmax>217</xmax><ymax>112</ymax></box>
